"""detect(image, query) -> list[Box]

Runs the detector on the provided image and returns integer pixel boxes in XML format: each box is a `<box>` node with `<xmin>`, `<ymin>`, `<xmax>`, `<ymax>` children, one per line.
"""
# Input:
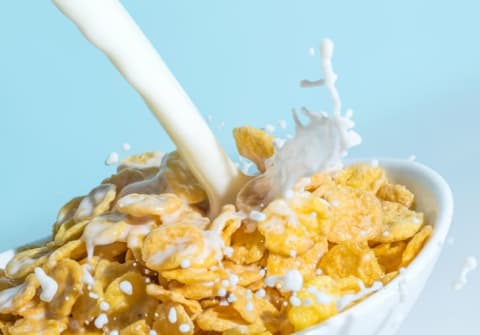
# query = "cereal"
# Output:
<box><xmin>102</xmin><ymin>168</ymin><xmax>145</xmax><ymax>193</ymax></box>
<box><xmin>120</xmin><ymin>319</ymin><xmax>150</xmax><ymax>335</ymax></box>
<box><xmin>0</xmin><ymin>148</ymin><xmax>430</xmax><ymax>334</ymax></box>
<box><xmin>5</xmin><ymin>247</ymin><xmax>50</xmax><ymax>280</ymax></box>
<box><xmin>161</xmin><ymin>151</ymin><xmax>207</xmax><ymax>204</ymax></box>
<box><xmin>334</xmin><ymin>163</ymin><xmax>386</xmax><ymax>193</ymax></box>
<box><xmin>401</xmin><ymin>225</ymin><xmax>433</xmax><ymax>266</ymax></box>
<box><xmin>373</xmin><ymin>241</ymin><xmax>407</xmax><ymax>273</ymax></box>
<box><xmin>318</xmin><ymin>185</ymin><xmax>383</xmax><ymax>243</ymax></box>
<box><xmin>152</xmin><ymin>303</ymin><xmax>194</xmax><ymax>335</ymax></box>
<box><xmin>74</xmin><ymin>184</ymin><xmax>117</xmax><ymax>222</ymax></box>
<box><xmin>267</xmin><ymin>241</ymin><xmax>328</xmax><ymax>281</ymax></box>
<box><xmin>233</xmin><ymin>126</ymin><xmax>275</xmax><ymax>172</ymax></box>
<box><xmin>7</xmin><ymin>318</ymin><xmax>67</xmax><ymax>335</ymax></box>
<box><xmin>45</xmin><ymin>259</ymin><xmax>83</xmax><ymax>318</ymax></box>
<box><xmin>372</xmin><ymin>201</ymin><xmax>424</xmax><ymax>243</ymax></box>
<box><xmin>116</xmin><ymin>193</ymin><xmax>183</xmax><ymax>218</ymax></box>
<box><xmin>142</xmin><ymin>224</ymin><xmax>212</xmax><ymax>272</ymax></box>
<box><xmin>287</xmin><ymin>275</ymin><xmax>340</xmax><ymax>331</ymax></box>
<box><xmin>377</xmin><ymin>183</ymin><xmax>415</xmax><ymax>208</ymax></box>
<box><xmin>53</xmin><ymin>196</ymin><xmax>83</xmax><ymax>236</ymax></box>
<box><xmin>147</xmin><ymin>284</ymin><xmax>202</xmax><ymax>317</ymax></box>
<box><xmin>319</xmin><ymin>242</ymin><xmax>384</xmax><ymax>286</ymax></box>
<box><xmin>258</xmin><ymin>192</ymin><xmax>330</xmax><ymax>256</ymax></box>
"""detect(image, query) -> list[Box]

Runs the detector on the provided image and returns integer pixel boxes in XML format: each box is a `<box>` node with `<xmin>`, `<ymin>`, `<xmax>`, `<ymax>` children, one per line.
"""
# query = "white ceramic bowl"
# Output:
<box><xmin>0</xmin><ymin>159</ymin><xmax>453</xmax><ymax>335</ymax></box>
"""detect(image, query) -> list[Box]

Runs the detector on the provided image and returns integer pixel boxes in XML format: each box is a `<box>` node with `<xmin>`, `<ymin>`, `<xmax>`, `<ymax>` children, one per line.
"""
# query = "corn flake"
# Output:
<box><xmin>161</xmin><ymin>151</ymin><xmax>207</xmax><ymax>204</ymax></box>
<box><xmin>233</xmin><ymin>126</ymin><xmax>275</xmax><ymax>172</ymax></box>
<box><xmin>319</xmin><ymin>186</ymin><xmax>383</xmax><ymax>243</ymax></box>
<box><xmin>319</xmin><ymin>242</ymin><xmax>384</xmax><ymax>286</ymax></box>
<box><xmin>377</xmin><ymin>183</ymin><xmax>415</xmax><ymax>208</ymax></box>
<box><xmin>7</xmin><ymin>318</ymin><xmax>67</xmax><ymax>335</ymax></box>
<box><xmin>116</xmin><ymin>193</ymin><xmax>183</xmax><ymax>219</ymax></box>
<box><xmin>373</xmin><ymin>241</ymin><xmax>407</xmax><ymax>273</ymax></box>
<box><xmin>401</xmin><ymin>225</ymin><xmax>433</xmax><ymax>267</ymax></box>
<box><xmin>152</xmin><ymin>303</ymin><xmax>194</xmax><ymax>335</ymax></box>
<box><xmin>74</xmin><ymin>184</ymin><xmax>116</xmax><ymax>222</ymax></box>
<box><xmin>334</xmin><ymin>163</ymin><xmax>386</xmax><ymax>193</ymax></box>
<box><xmin>372</xmin><ymin>201</ymin><xmax>424</xmax><ymax>243</ymax></box>
<box><xmin>258</xmin><ymin>193</ymin><xmax>330</xmax><ymax>256</ymax></box>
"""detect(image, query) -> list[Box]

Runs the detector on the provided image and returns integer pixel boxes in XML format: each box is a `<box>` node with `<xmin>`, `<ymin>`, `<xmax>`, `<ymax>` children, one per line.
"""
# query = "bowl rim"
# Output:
<box><xmin>295</xmin><ymin>158</ymin><xmax>454</xmax><ymax>334</ymax></box>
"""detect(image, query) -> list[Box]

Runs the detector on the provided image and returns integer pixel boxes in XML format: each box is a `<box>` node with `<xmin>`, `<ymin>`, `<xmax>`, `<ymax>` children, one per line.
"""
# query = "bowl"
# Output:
<box><xmin>0</xmin><ymin>158</ymin><xmax>453</xmax><ymax>335</ymax></box>
<box><xmin>296</xmin><ymin>158</ymin><xmax>453</xmax><ymax>335</ymax></box>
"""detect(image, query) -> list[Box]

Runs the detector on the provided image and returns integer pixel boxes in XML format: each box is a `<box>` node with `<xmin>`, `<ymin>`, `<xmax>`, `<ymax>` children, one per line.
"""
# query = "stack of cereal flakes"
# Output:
<box><xmin>0</xmin><ymin>127</ymin><xmax>432</xmax><ymax>335</ymax></box>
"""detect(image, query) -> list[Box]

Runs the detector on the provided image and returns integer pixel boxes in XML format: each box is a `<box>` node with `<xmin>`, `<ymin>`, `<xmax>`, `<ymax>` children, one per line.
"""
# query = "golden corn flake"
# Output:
<box><xmin>116</xmin><ymin>193</ymin><xmax>183</xmax><ymax>218</ymax></box>
<box><xmin>46</xmin><ymin>259</ymin><xmax>83</xmax><ymax>319</ymax></box>
<box><xmin>102</xmin><ymin>168</ymin><xmax>145</xmax><ymax>194</ymax></box>
<box><xmin>258</xmin><ymin>193</ymin><xmax>330</xmax><ymax>256</ymax></box>
<box><xmin>52</xmin><ymin>220</ymin><xmax>89</xmax><ymax>247</ymax></box>
<box><xmin>120</xmin><ymin>319</ymin><xmax>151</xmax><ymax>335</ymax></box>
<box><xmin>161</xmin><ymin>151</ymin><xmax>207</xmax><ymax>204</ymax></box>
<box><xmin>142</xmin><ymin>224</ymin><xmax>213</xmax><ymax>272</ymax></box>
<box><xmin>230</xmin><ymin>226</ymin><xmax>265</xmax><ymax>265</ymax></box>
<box><xmin>267</xmin><ymin>240</ymin><xmax>327</xmax><ymax>281</ymax></box>
<box><xmin>319</xmin><ymin>242</ymin><xmax>384</xmax><ymax>286</ymax></box>
<box><xmin>7</xmin><ymin>318</ymin><xmax>67</xmax><ymax>335</ymax></box>
<box><xmin>74</xmin><ymin>184</ymin><xmax>116</xmax><ymax>222</ymax></box>
<box><xmin>152</xmin><ymin>303</ymin><xmax>194</xmax><ymax>335</ymax></box>
<box><xmin>118</xmin><ymin>151</ymin><xmax>163</xmax><ymax>176</ymax></box>
<box><xmin>373</xmin><ymin>241</ymin><xmax>407</xmax><ymax>273</ymax></box>
<box><xmin>233</xmin><ymin>126</ymin><xmax>275</xmax><ymax>172</ymax></box>
<box><xmin>0</xmin><ymin>274</ymin><xmax>39</xmax><ymax>314</ymax></box>
<box><xmin>53</xmin><ymin>196</ymin><xmax>83</xmax><ymax>236</ymax></box>
<box><xmin>402</xmin><ymin>225</ymin><xmax>433</xmax><ymax>267</ymax></box>
<box><xmin>104</xmin><ymin>271</ymin><xmax>158</xmax><ymax>329</ymax></box>
<box><xmin>377</xmin><ymin>183</ymin><xmax>415</xmax><ymax>208</ymax></box>
<box><xmin>6</xmin><ymin>247</ymin><xmax>50</xmax><ymax>280</ymax></box>
<box><xmin>196</xmin><ymin>306</ymin><xmax>249</xmax><ymax>332</ymax></box>
<box><xmin>146</xmin><ymin>284</ymin><xmax>202</xmax><ymax>317</ymax></box>
<box><xmin>319</xmin><ymin>186</ymin><xmax>383</xmax><ymax>243</ymax></box>
<box><xmin>287</xmin><ymin>275</ymin><xmax>339</xmax><ymax>332</ymax></box>
<box><xmin>372</xmin><ymin>201</ymin><xmax>424</xmax><ymax>243</ymax></box>
<box><xmin>334</xmin><ymin>163</ymin><xmax>386</xmax><ymax>193</ymax></box>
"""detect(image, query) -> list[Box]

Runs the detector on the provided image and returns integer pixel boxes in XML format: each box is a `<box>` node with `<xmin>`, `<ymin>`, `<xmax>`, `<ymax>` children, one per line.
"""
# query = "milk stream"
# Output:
<box><xmin>237</xmin><ymin>39</ymin><xmax>361</xmax><ymax>212</ymax></box>
<box><xmin>52</xmin><ymin>0</ymin><xmax>246</xmax><ymax>216</ymax></box>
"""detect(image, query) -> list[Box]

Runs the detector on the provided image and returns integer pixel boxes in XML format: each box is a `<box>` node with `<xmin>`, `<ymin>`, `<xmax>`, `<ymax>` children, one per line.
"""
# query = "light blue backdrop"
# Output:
<box><xmin>0</xmin><ymin>1</ymin><xmax>478</xmax><ymax>333</ymax></box>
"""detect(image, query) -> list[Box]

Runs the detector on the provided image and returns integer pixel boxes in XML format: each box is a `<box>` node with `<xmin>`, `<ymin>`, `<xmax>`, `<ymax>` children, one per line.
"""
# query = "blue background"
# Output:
<box><xmin>0</xmin><ymin>1</ymin><xmax>478</xmax><ymax>333</ymax></box>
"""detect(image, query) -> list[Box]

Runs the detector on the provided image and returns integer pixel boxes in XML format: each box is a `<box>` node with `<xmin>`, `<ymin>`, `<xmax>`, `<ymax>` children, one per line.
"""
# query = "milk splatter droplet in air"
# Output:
<box><xmin>119</xmin><ymin>280</ymin><xmax>133</xmax><ymax>295</ymax></box>
<box><xmin>308</xmin><ymin>47</ymin><xmax>315</xmax><ymax>56</ymax></box>
<box><xmin>105</xmin><ymin>152</ymin><xmax>119</xmax><ymax>166</ymax></box>
<box><xmin>121</xmin><ymin>143</ymin><xmax>131</xmax><ymax>151</ymax></box>
<box><xmin>453</xmin><ymin>256</ymin><xmax>478</xmax><ymax>291</ymax></box>
<box><xmin>236</xmin><ymin>38</ymin><xmax>361</xmax><ymax>212</ymax></box>
<box><xmin>34</xmin><ymin>267</ymin><xmax>58</xmax><ymax>302</ymax></box>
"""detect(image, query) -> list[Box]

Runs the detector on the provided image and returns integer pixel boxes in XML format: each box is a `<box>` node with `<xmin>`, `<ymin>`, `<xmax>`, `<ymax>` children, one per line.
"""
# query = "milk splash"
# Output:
<box><xmin>237</xmin><ymin>39</ymin><xmax>361</xmax><ymax>211</ymax></box>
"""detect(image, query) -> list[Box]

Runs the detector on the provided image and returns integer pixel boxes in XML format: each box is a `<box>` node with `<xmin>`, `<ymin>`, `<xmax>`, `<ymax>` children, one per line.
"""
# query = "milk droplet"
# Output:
<box><xmin>105</xmin><ymin>152</ymin><xmax>119</xmax><ymax>166</ymax></box>
<box><xmin>34</xmin><ymin>267</ymin><xmax>58</xmax><ymax>302</ymax></box>
<box><xmin>179</xmin><ymin>323</ymin><xmax>191</xmax><ymax>333</ymax></box>
<box><xmin>249</xmin><ymin>210</ymin><xmax>266</xmax><ymax>222</ymax></box>
<box><xmin>94</xmin><ymin>313</ymin><xmax>109</xmax><ymax>329</ymax></box>
<box><xmin>119</xmin><ymin>280</ymin><xmax>133</xmax><ymax>295</ymax></box>
<box><xmin>121</xmin><ymin>143</ymin><xmax>131</xmax><ymax>151</ymax></box>
<box><xmin>453</xmin><ymin>256</ymin><xmax>478</xmax><ymax>291</ymax></box>
<box><xmin>168</xmin><ymin>307</ymin><xmax>177</xmax><ymax>323</ymax></box>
